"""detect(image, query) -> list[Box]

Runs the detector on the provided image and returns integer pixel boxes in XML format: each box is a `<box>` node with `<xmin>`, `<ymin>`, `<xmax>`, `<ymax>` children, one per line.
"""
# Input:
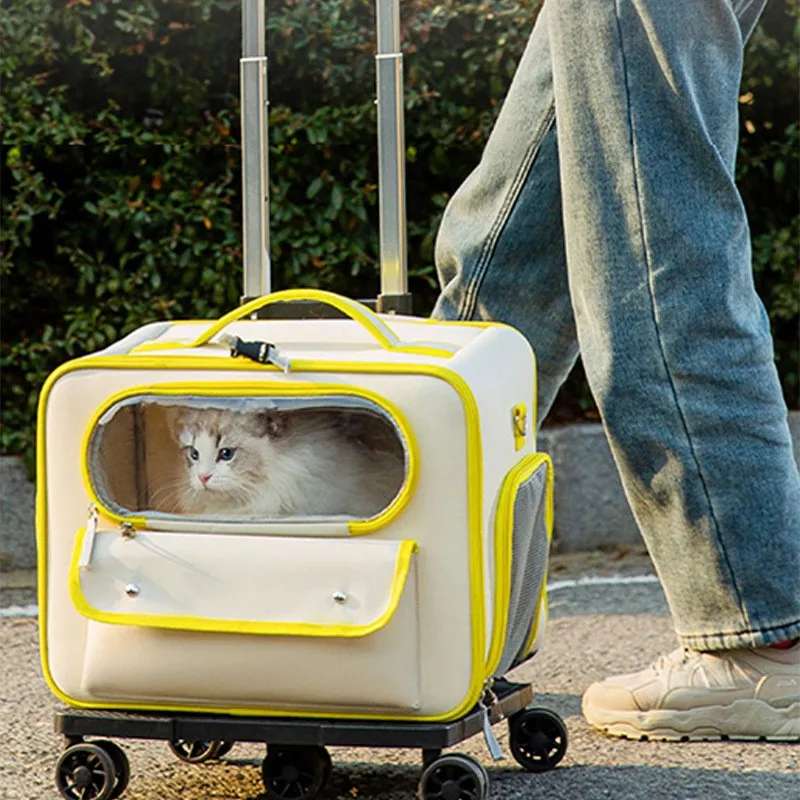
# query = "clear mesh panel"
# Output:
<box><xmin>496</xmin><ymin>462</ymin><xmax>550</xmax><ymax>676</ymax></box>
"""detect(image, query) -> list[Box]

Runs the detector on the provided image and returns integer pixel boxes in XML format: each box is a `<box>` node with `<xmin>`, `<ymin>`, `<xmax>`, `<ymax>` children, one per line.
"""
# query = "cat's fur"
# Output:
<box><xmin>163</xmin><ymin>405</ymin><xmax>405</xmax><ymax>518</ymax></box>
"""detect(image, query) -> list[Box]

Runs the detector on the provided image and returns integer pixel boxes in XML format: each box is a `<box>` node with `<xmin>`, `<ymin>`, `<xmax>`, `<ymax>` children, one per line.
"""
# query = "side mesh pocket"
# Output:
<box><xmin>495</xmin><ymin>455</ymin><xmax>552</xmax><ymax>676</ymax></box>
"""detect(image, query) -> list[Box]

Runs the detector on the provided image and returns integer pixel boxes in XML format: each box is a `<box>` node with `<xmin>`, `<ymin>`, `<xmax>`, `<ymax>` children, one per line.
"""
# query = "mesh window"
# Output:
<box><xmin>496</xmin><ymin>462</ymin><xmax>550</xmax><ymax>676</ymax></box>
<box><xmin>87</xmin><ymin>395</ymin><xmax>408</xmax><ymax>522</ymax></box>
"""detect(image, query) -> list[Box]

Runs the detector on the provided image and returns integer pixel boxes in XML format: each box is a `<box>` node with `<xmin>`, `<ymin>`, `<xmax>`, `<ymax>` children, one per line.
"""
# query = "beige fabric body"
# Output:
<box><xmin>41</xmin><ymin>316</ymin><xmax>542</xmax><ymax>719</ymax></box>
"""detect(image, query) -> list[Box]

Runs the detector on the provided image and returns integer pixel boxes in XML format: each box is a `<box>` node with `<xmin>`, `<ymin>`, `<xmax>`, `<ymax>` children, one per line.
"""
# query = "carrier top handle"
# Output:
<box><xmin>375</xmin><ymin>0</ymin><xmax>412</xmax><ymax>315</ymax></box>
<box><xmin>241</xmin><ymin>0</ymin><xmax>270</xmax><ymax>299</ymax></box>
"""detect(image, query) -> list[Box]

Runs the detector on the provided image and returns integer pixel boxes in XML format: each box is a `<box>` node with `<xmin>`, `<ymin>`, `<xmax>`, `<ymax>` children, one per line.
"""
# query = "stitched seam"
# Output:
<box><xmin>680</xmin><ymin>618</ymin><xmax>800</xmax><ymax>638</ymax></box>
<box><xmin>612</xmin><ymin>1</ymin><xmax>750</xmax><ymax>627</ymax></box>
<box><xmin>458</xmin><ymin>101</ymin><xmax>556</xmax><ymax>321</ymax></box>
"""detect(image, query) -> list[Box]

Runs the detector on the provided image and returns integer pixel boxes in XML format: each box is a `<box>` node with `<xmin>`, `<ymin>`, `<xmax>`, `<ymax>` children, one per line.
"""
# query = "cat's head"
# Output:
<box><xmin>165</xmin><ymin>406</ymin><xmax>286</xmax><ymax>511</ymax></box>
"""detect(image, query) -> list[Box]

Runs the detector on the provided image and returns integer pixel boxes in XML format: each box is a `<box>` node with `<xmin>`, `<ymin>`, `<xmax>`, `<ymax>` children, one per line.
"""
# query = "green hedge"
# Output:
<box><xmin>2</xmin><ymin>0</ymin><xmax>798</xmax><ymax>468</ymax></box>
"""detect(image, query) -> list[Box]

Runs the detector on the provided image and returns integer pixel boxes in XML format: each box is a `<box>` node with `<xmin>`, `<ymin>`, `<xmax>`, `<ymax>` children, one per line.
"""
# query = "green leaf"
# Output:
<box><xmin>306</xmin><ymin>176</ymin><xmax>324</xmax><ymax>199</ymax></box>
<box><xmin>6</xmin><ymin>146</ymin><xmax>22</xmax><ymax>168</ymax></box>
<box><xmin>330</xmin><ymin>185</ymin><xmax>343</xmax><ymax>213</ymax></box>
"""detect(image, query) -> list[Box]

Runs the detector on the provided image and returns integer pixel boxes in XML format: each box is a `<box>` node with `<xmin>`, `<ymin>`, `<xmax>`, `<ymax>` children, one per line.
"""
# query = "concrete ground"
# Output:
<box><xmin>1</xmin><ymin>550</ymin><xmax>797</xmax><ymax>800</ymax></box>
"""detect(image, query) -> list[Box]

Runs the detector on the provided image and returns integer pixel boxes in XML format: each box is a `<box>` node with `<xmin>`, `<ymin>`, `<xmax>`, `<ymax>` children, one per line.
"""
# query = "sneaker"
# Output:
<box><xmin>581</xmin><ymin>643</ymin><xmax>800</xmax><ymax>741</ymax></box>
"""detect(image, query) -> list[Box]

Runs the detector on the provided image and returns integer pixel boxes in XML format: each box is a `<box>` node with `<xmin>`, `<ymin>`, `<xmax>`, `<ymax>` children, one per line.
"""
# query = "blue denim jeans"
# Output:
<box><xmin>432</xmin><ymin>0</ymin><xmax>800</xmax><ymax>650</ymax></box>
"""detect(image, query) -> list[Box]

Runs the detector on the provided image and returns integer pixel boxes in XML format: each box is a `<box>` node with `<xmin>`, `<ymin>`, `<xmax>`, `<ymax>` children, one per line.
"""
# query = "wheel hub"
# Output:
<box><xmin>531</xmin><ymin>731</ymin><xmax>552</xmax><ymax>752</ymax></box>
<box><xmin>441</xmin><ymin>781</ymin><xmax>462</xmax><ymax>800</ymax></box>
<box><xmin>280</xmin><ymin>764</ymin><xmax>300</xmax><ymax>783</ymax></box>
<box><xmin>72</xmin><ymin>765</ymin><xmax>93</xmax><ymax>788</ymax></box>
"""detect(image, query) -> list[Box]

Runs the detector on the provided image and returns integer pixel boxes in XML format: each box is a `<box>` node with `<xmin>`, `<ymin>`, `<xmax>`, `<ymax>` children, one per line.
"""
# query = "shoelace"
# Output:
<box><xmin>651</xmin><ymin>648</ymin><xmax>693</xmax><ymax>674</ymax></box>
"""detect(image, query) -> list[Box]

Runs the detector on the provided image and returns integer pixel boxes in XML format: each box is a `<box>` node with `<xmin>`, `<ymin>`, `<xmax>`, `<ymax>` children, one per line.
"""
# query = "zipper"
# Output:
<box><xmin>120</xmin><ymin>521</ymin><xmax>136</xmax><ymax>539</ymax></box>
<box><xmin>220</xmin><ymin>333</ymin><xmax>292</xmax><ymax>373</ymax></box>
<box><xmin>78</xmin><ymin>508</ymin><xmax>140</xmax><ymax>570</ymax></box>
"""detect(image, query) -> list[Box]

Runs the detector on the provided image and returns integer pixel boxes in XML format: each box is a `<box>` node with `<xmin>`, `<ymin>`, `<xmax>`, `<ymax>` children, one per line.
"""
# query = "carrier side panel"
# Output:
<box><xmin>447</xmin><ymin>326</ymin><xmax>538</xmax><ymax>668</ymax></box>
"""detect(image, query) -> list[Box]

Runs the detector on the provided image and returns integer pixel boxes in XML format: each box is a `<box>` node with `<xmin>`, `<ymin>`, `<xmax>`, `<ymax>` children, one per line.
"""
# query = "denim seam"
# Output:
<box><xmin>680</xmin><ymin>623</ymin><xmax>800</xmax><ymax>651</ymax></box>
<box><xmin>457</xmin><ymin>102</ymin><xmax>556</xmax><ymax>321</ymax></box>
<box><xmin>611</xmin><ymin>0</ymin><xmax>750</xmax><ymax>629</ymax></box>
<box><xmin>679</xmin><ymin>618</ymin><xmax>800</xmax><ymax>639</ymax></box>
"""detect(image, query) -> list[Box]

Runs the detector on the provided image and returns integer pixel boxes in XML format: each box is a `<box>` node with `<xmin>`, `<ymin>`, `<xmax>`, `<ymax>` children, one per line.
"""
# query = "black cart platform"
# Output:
<box><xmin>53</xmin><ymin>679</ymin><xmax>568</xmax><ymax>800</ymax></box>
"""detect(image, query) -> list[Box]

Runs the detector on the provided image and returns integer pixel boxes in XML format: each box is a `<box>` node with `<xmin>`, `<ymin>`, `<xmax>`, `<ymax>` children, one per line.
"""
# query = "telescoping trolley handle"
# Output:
<box><xmin>374</xmin><ymin>0</ymin><xmax>411</xmax><ymax>313</ymax></box>
<box><xmin>239</xmin><ymin>0</ymin><xmax>412</xmax><ymax>314</ymax></box>
<box><xmin>240</xmin><ymin>0</ymin><xmax>269</xmax><ymax>300</ymax></box>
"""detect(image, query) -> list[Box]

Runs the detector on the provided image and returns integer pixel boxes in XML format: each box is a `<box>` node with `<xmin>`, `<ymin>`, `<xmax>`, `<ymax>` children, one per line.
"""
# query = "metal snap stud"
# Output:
<box><xmin>332</xmin><ymin>591</ymin><xmax>348</xmax><ymax>605</ymax></box>
<box><xmin>125</xmin><ymin>583</ymin><xmax>140</xmax><ymax>598</ymax></box>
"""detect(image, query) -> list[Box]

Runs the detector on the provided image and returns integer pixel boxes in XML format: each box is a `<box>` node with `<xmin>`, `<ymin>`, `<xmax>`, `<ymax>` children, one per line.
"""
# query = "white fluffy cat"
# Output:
<box><xmin>163</xmin><ymin>405</ymin><xmax>405</xmax><ymax>518</ymax></box>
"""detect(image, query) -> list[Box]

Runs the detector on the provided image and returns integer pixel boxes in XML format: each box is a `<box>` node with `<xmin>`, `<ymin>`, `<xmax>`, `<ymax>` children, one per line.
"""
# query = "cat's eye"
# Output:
<box><xmin>188</xmin><ymin>447</ymin><xmax>199</xmax><ymax>461</ymax></box>
<box><xmin>218</xmin><ymin>447</ymin><xmax>236</xmax><ymax>462</ymax></box>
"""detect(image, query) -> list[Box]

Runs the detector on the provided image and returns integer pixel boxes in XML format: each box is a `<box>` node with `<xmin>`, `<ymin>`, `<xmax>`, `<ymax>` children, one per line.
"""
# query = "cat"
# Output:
<box><xmin>161</xmin><ymin>404</ymin><xmax>406</xmax><ymax>519</ymax></box>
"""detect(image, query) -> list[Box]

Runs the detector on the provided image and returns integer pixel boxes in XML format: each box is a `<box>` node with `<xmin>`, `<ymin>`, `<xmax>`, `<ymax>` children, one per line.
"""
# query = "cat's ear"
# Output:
<box><xmin>254</xmin><ymin>409</ymin><xmax>288</xmax><ymax>438</ymax></box>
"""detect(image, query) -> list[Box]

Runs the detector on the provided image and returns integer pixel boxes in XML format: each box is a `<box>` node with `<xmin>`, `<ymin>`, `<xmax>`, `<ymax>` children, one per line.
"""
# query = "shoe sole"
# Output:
<box><xmin>583</xmin><ymin>698</ymin><xmax>800</xmax><ymax>742</ymax></box>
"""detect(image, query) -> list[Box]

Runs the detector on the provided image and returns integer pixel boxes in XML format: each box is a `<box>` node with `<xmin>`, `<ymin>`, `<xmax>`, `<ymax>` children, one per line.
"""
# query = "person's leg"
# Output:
<box><xmin>432</xmin><ymin>3</ymin><xmax>578</xmax><ymax>428</ymax></box>
<box><xmin>546</xmin><ymin>0</ymin><xmax>799</xmax><ymax>653</ymax></box>
<box><xmin>542</xmin><ymin>0</ymin><xmax>799</xmax><ymax>739</ymax></box>
<box><xmin>433</xmin><ymin>0</ymin><xmax>798</xmax><ymax>738</ymax></box>
<box><xmin>435</xmin><ymin>0</ymin><xmax>798</xmax><ymax>652</ymax></box>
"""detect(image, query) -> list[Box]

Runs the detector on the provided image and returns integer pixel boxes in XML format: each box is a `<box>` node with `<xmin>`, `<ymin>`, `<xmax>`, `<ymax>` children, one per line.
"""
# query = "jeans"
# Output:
<box><xmin>432</xmin><ymin>0</ymin><xmax>800</xmax><ymax>650</ymax></box>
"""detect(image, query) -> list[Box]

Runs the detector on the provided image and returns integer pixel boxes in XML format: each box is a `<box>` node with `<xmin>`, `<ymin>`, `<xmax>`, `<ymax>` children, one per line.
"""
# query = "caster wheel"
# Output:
<box><xmin>55</xmin><ymin>742</ymin><xmax>117</xmax><ymax>800</ymax></box>
<box><xmin>215</xmin><ymin>741</ymin><xmax>235</xmax><ymax>759</ymax></box>
<box><xmin>93</xmin><ymin>741</ymin><xmax>130</xmax><ymax>799</ymax></box>
<box><xmin>509</xmin><ymin>707</ymin><xmax>568</xmax><ymax>772</ymax></box>
<box><xmin>261</xmin><ymin>745</ymin><xmax>332</xmax><ymax>799</ymax></box>
<box><xmin>418</xmin><ymin>753</ymin><xmax>489</xmax><ymax>800</ymax></box>
<box><xmin>168</xmin><ymin>739</ymin><xmax>222</xmax><ymax>763</ymax></box>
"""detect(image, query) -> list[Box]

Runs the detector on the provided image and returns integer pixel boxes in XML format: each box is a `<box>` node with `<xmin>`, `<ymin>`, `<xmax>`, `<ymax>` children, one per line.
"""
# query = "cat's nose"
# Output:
<box><xmin>198</xmin><ymin>473</ymin><xmax>211</xmax><ymax>487</ymax></box>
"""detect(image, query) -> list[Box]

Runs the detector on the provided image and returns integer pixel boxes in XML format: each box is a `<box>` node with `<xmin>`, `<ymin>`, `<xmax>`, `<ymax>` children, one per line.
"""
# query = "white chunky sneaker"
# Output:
<box><xmin>582</xmin><ymin>643</ymin><xmax>800</xmax><ymax>741</ymax></box>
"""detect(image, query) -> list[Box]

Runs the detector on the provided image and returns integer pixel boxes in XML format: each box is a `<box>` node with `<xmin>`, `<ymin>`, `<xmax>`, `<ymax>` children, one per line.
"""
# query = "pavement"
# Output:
<box><xmin>1</xmin><ymin>549</ymin><xmax>797</xmax><ymax>800</ymax></box>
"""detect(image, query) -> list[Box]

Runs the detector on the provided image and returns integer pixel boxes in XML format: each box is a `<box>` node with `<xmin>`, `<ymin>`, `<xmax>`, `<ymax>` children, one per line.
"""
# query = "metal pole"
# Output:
<box><xmin>375</xmin><ymin>0</ymin><xmax>411</xmax><ymax>312</ymax></box>
<box><xmin>241</xmin><ymin>0</ymin><xmax>270</xmax><ymax>299</ymax></box>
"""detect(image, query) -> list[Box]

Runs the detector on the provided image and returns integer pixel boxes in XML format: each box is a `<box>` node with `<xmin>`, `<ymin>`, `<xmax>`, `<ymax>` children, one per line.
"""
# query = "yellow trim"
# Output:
<box><xmin>422</xmin><ymin>318</ymin><xmax>514</xmax><ymax>332</ymax></box>
<box><xmin>68</xmin><ymin>530</ymin><xmax>417</xmax><ymax>638</ymax></box>
<box><xmin>36</xmin><ymin>353</ymin><xmax>486</xmax><ymax>723</ymax></box>
<box><xmin>485</xmin><ymin>452</ymin><xmax>554</xmax><ymax>677</ymax></box>
<box><xmin>128</xmin><ymin>342</ymin><xmax>193</xmax><ymax>353</ymax></box>
<box><xmin>517</xmin><ymin>455</ymin><xmax>555</xmax><ymax>661</ymax></box>
<box><xmin>512</xmin><ymin>403</ymin><xmax>527</xmax><ymax>451</ymax></box>
<box><xmin>130</xmin><ymin>289</ymin><xmax>456</xmax><ymax>359</ymax></box>
<box><xmin>80</xmin><ymin>382</ymin><xmax>418</xmax><ymax>536</ymax></box>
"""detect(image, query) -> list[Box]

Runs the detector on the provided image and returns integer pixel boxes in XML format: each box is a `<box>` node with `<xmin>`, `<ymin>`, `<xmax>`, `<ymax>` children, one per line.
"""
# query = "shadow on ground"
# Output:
<box><xmin>488</xmin><ymin>763</ymin><xmax>800</xmax><ymax>800</ymax></box>
<box><xmin>216</xmin><ymin>759</ymin><xmax>800</xmax><ymax>800</ymax></box>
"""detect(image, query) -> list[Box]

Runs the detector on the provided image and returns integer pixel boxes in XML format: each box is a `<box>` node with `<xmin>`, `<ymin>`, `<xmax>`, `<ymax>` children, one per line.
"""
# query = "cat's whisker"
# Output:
<box><xmin>149</xmin><ymin>478</ymin><xmax>185</xmax><ymax>505</ymax></box>
<box><xmin>148</xmin><ymin>475</ymin><xmax>186</xmax><ymax>494</ymax></box>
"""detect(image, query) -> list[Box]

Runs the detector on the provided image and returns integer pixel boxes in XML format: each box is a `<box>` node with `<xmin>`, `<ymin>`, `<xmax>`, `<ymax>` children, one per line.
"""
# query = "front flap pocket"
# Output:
<box><xmin>69</xmin><ymin>528</ymin><xmax>417</xmax><ymax>638</ymax></box>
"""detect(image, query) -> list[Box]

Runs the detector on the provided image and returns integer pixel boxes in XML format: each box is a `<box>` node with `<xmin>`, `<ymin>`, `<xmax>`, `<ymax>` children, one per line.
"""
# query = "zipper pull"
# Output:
<box><xmin>77</xmin><ymin>505</ymin><xmax>99</xmax><ymax>568</ymax></box>
<box><xmin>480</xmin><ymin>681</ymin><xmax>505</xmax><ymax>761</ymax></box>
<box><xmin>264</xmin><ymin>344</ymin><xmax>292</xmax><ymax>374</ymax></box>
<box><xmin>220</xmin><ymin>334</ymin><xmax>292</xmax><ymax>373</ymax></box>
<box><xmin>120</xmin><ymin>521</ymin><xmax>136</xmax><ymax>539</ymax></box>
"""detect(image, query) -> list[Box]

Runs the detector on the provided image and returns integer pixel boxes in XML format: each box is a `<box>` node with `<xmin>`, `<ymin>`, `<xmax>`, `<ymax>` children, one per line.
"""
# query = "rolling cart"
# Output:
<box><xmin>54</xmin><ymin>679</ymin><xmax>567</xmax><ymax>799</ymax></box>
<box><xmin>45</xmin><ymin>2</ymin><xmax>568</xmax><ymax>798</ymax></box>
